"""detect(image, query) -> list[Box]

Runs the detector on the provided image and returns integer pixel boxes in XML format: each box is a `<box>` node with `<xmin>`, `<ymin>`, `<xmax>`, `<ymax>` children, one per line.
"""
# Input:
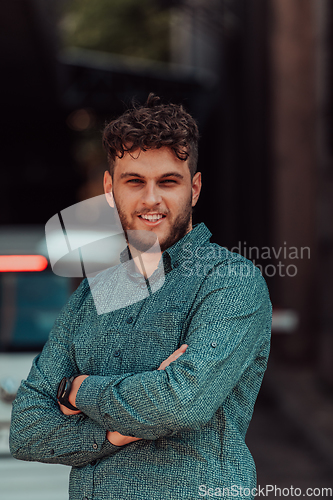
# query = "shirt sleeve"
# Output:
<box><xmin>9</xmin><ymin>279</ymin><xmax>122</xmax><ymax>467</ymax></box>
<box><xmin>75</xmin><ymin>261</ymin><xmax>272</xmax><ymax>440</ymax></box>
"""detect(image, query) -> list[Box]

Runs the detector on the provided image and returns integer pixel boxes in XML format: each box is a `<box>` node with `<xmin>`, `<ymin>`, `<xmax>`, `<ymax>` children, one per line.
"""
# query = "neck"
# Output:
<box><xmin>129</xmin><ymin>241</ymin><xmax>162</xmax><ymax>279</ymax></box>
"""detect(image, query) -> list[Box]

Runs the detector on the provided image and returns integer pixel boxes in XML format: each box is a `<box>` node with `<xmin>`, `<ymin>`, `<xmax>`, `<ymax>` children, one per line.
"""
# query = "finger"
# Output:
<box><xmin>107</xmin><ymin>431</ymin><xmax>142</xmax><ymax>446</ymax></box>
<box><xmin>158</xmin><ymin>344</ymin><xmax>188</xmax><ymax>370</ymax></box>
<box><xmin>175</xmin><ymin>344</ymin><xmax>188</xmax><ymax>356</ymax></box>
<box><xmin>178</xmin><ymin>344</ymin><xmax>188</xmax><ymax>353</ymax></box>
<box><xmin>168</xmin><ymin>344</ymin><xmax>188</xmax><ymax>358</ymax></box>
<box><xmin>167</xmin><ymin>344</ymin><xmax>188</xmax><ymax>362</ymax></box>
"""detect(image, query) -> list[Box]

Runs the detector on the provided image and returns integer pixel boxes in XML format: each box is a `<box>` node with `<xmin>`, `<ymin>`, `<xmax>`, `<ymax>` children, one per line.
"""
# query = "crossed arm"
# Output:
<box><xmin>58</xmin><ymin>344</ymin><xmax>188</xmax><ymax>446</ymax></box>
<box><xmin>10</xmin><ymin>266</ymin><xmax>271</xmax><ymax>467</ymax></box>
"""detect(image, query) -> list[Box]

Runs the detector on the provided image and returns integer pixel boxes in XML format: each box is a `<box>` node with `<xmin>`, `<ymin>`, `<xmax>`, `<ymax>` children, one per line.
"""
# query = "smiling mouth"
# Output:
<box><xmin>138</xmin><ymin>214</ymin><xmax>166</xmax><ymax>224</ymax></box>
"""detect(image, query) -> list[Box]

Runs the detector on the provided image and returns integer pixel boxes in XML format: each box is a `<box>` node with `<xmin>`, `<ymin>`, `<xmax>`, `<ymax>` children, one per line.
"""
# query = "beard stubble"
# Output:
<box><xmin>113</xmin><ymin>192</ymin><xmax>193</xmax><ymax>253</ymax></box>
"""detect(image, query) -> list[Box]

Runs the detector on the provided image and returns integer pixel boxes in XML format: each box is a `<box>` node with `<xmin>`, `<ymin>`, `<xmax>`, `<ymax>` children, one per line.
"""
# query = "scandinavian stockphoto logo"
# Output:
<box><xmin>45</xmin><ymin>194</ymin><xmax>165</xmax><ymax>315</ymax></box>
<box><xmin>180</xmin><ymin>240</ymin><xmax>311</xmax><ymax>279</ymax></box>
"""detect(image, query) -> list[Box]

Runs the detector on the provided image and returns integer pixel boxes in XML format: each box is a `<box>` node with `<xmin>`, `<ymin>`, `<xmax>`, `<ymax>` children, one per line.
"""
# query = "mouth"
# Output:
<box><xmin>137</xmin><ymin>213</ymin><xmax>167</xmax><ymax>226</ymax></box>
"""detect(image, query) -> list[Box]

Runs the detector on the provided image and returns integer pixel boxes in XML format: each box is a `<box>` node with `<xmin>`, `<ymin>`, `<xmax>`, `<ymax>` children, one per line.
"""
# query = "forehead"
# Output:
<box><xmin>114</xmin><ymin>147</ymin><xmax>190</xmax><ymax>179</ymax></box>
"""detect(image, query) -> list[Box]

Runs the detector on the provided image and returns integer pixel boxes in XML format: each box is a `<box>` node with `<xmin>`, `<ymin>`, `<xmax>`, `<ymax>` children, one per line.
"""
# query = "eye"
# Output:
<box><xmin>160</xmin><ymin>179</ymin><xmax>177</xmax><ymax>184</ymax></box>
<box><xmin>127</xmin><ymin>179</ymin><xmax>143</xmax><ymax>184</ymax></box>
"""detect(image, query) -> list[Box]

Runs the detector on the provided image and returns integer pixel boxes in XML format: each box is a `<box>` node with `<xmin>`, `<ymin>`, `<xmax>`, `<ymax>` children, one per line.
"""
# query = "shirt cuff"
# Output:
<box><xmin>36</xmin><ymin>413</ymin><xmax>121</xmax><ymax>466</ymax></box>
<box><xmin>75</xmin><ymin>375</ymin><xmax>113</xmax><ymax>428</ymax></box>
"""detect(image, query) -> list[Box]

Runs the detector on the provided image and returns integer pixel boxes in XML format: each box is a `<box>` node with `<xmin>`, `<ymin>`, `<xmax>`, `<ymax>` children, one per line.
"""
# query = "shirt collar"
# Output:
<box><xmin>164</xmin><ymin>223</ymin><xmax>212</xmax><ymax>271</ymax></box>
<box><xmin>120</xmin><ymin>246</ymin><xmax>132</xmax><ymax>264</ymax></box>
<box><xmin>119</xmin><ymin>223</ymin><xmax>211</xmax><ymax>273</ymax></box>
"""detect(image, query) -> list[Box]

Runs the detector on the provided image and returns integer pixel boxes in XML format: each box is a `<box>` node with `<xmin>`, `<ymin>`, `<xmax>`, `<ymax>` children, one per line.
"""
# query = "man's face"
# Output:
<box><xmin>104</xmin><ymin>147</ymin><xmax>201</xmax><ymax>252</ymax></box>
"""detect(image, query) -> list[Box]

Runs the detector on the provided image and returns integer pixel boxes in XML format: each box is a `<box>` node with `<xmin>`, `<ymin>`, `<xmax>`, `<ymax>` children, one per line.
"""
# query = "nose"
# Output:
<box><xmin>141</xmin><ymin>181</ymin><xmax>162</xmax><ymax>207</ymax></box>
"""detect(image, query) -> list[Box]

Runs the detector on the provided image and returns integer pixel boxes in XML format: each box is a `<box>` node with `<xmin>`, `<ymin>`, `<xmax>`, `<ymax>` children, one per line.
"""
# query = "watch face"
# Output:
<box><xmin>57</xmin><ymin>377</ymin><xmax>67</xmax><ymax>400</ymax></box>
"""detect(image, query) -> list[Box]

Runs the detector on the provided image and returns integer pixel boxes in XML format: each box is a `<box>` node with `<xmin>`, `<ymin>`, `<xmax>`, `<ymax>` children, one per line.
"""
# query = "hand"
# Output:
<box><xmin>58</xmin><ymin>401</ymin><xmax>81</xmax><ymax>416</ymax></box>
<box><xmin>58</xmin><ymin>375</ymin><xmax>89</xmax><ymax>416</ymax></box>
<box><xmin>106</xmin><ymin>430</ymin><xmax>141</xmax><ymax>446</ymax></box>
<box><xmin>106</xmin><ymin>344</ymin><xmax>188</xmax><ymax>446</ymax></box>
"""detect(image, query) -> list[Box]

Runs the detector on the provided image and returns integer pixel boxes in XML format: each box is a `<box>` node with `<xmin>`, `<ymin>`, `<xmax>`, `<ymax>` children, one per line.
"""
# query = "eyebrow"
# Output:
<box><xmin>120</xmin><ymin>171</ymin><xmax>184</xmax><ymax>180</ymax></box>
<box><xmin>160</xmin><ymin>172</ymin><xmax>184</xmax><ymax>179</ymax></box>
<box><xmin>120</xmin><ymin>172</ymin><xmax>145</xmax><ymax>179</ymax></box>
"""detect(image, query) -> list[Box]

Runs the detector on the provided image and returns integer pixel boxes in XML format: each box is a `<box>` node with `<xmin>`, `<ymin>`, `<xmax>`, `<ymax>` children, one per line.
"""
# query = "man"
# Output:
<box><xmin>10</xmin><ymin>94</ymin><xmax>272</xmax><ymax>500</ymax></box>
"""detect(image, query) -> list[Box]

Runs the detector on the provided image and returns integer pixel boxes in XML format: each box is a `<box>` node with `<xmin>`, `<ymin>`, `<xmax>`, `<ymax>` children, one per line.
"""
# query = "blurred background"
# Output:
<box><xmin>0</xmin><ymin>0</ymin><xmax>332</xmax><ymax>498</ymax></box>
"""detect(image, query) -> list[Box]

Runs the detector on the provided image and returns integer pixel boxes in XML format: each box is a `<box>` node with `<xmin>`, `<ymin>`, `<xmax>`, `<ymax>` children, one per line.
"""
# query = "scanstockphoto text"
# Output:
<box><xmin>198</xmin><ymin>484</ymin><xmax>333</xmax><ymax>497</ymax></box>
<box><xmin>180</xmin><ymin>242</ymin><xmax>311</xmax><ymax>279</ymax></box>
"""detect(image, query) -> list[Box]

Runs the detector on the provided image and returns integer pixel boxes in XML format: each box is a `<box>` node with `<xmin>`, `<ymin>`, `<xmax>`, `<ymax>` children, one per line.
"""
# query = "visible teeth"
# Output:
<box><xmin>141</xmin><ymin>214</ymin><xmax>164</xmax><ymax>221</ymax></box>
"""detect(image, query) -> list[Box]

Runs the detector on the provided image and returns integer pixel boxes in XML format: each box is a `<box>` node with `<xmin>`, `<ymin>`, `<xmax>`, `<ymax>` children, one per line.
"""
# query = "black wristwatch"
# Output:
<box><xmin>57</xmin><ymin>375</ymin><xmax>79</xmax><ymax>411</ymax></box>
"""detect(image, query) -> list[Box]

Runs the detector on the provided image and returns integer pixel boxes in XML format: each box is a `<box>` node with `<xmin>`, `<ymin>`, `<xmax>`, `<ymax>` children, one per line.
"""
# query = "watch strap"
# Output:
<box><xmin>57</xmin><ymin>375</ymin><xmax>80</xmax><ymax>411</ymax></box>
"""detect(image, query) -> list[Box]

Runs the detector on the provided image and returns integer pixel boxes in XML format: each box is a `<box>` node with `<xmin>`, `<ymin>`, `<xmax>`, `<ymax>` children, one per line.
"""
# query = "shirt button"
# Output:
<box><xmin>126</xmin><ymin>317</ymin><xmax>133</xmax><ymax>324</ymax></box>
<box><xmin>211</xmin><ymin>341</ymin><xmax>217</xmax><ymax>348</ymax></box>
<box><xmin>114</xmin><ymin>350</ymin><xmax>120</xmax><ymax>357</ymax></box>
<box><xmin>92</xmin><ymin>443</ymin><xmax>98</xmax><ymax>450</ymax></box>
<box><xmin>174</xmin><ymin>262</ymin><xmax>179</xmax><ymax>268</ymax></box>
<box><xmin>50</xmin><ymin>449</ymin><xmax>54</xmax><ymax>455</ymax></box>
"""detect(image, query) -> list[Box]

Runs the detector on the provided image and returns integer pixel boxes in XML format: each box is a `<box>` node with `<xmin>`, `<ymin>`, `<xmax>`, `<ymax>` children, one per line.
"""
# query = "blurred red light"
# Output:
<box><xmin>0</xmin><ymin>255</ymin><xmax>48</xmax><ymax>272</ymax></box>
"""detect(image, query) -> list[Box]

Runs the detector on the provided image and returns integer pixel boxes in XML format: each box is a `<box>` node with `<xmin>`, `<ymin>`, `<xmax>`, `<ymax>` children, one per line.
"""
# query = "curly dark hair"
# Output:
<box><xmin>102</xmin><ymin>93</ymin><xmax>199</xmax><ymax>178</ymax></box>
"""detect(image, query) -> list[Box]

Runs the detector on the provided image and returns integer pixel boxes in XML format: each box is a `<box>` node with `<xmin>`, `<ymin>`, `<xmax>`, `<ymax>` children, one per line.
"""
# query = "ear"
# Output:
<box><xmin>104</xmin><ymin>171</ymin><xmax>114</xmax><ymax>208</ymax></box>
<box><xmin>191</xmin><ymin>172</ymin><xmax>202</xmax><ymax>207</ymax></box>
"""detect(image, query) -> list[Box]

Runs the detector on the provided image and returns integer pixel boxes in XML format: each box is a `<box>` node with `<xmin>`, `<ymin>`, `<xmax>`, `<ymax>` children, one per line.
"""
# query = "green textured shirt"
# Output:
<box><xmin>10</xmin><ymin>223</ymin><xmax>272</xmax><ymax>500</ymax></box>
